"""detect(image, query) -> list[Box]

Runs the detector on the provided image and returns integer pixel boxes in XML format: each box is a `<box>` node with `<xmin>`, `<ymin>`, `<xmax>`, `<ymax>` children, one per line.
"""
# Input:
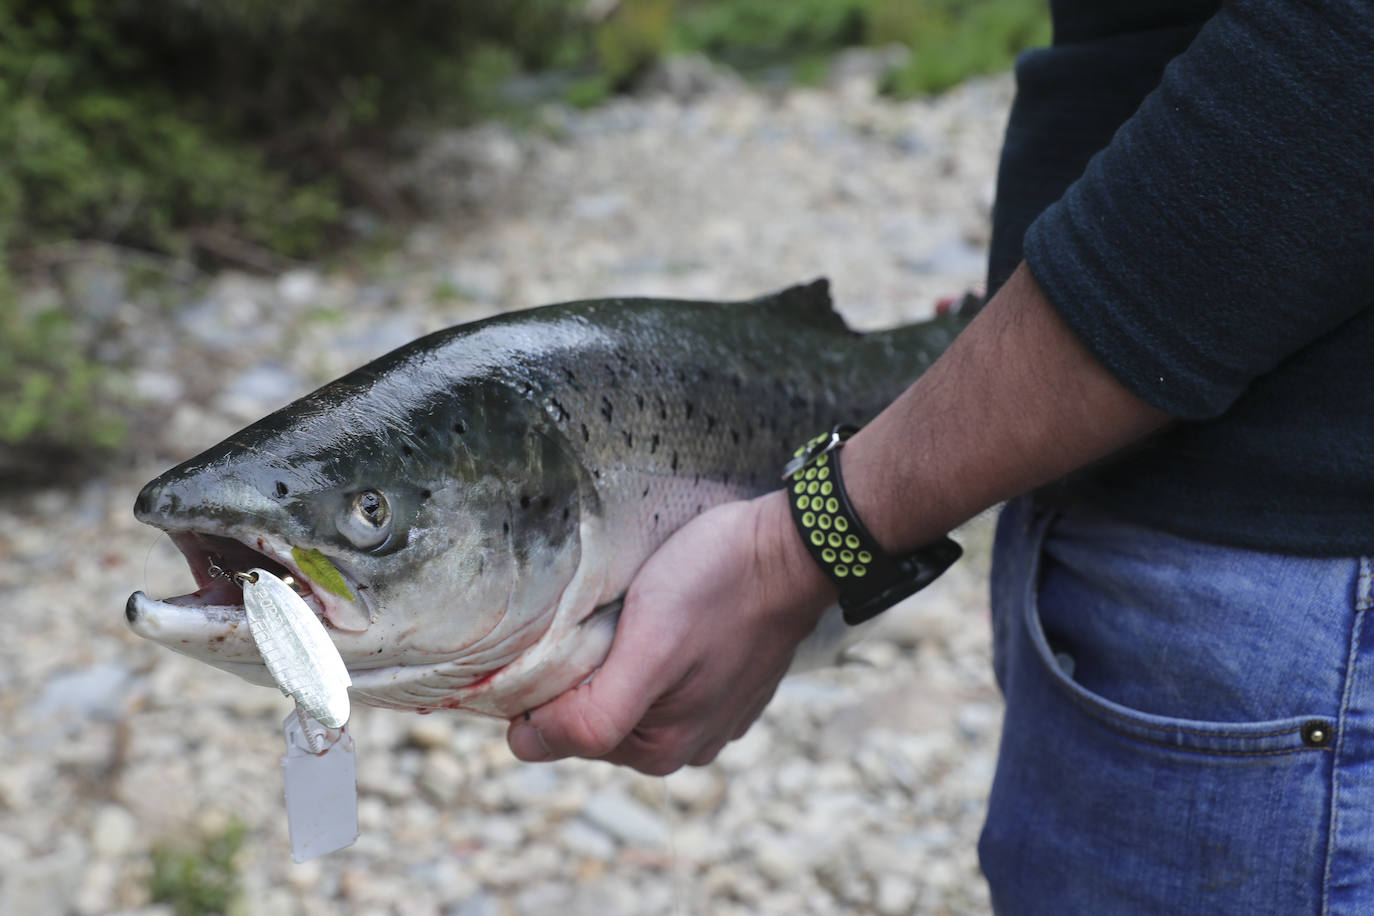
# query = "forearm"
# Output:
<box><xmin>762</xmin><ymin>262</ymin><xmax>1170</xmax><ymax>583</ymax></box>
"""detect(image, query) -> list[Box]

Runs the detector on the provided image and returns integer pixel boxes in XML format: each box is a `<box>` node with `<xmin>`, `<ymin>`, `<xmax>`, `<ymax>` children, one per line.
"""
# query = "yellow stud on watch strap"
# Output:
<box><xmin>784</xmin><ymin>425</ymin><xmax>962</xmax><ymax>625</ymax></box>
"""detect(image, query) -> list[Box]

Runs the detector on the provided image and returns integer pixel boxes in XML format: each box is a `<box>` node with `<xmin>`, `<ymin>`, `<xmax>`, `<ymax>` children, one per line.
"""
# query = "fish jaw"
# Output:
<box><xmin>126</xmin><ymin>525</ymin><xmax>375</xmax><ymax>673</ymax></box>
<box><xmin>124</xmin><ymin>589</ymin><xmax>277</xmax><ymax>686</ymax></box>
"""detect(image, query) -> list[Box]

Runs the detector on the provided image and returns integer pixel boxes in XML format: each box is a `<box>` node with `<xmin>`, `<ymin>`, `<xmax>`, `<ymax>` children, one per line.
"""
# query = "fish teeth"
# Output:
<box><xmin>242</xmin><ymin>568</ymin><xmax>352</xmax><ymax>728</ymax></box>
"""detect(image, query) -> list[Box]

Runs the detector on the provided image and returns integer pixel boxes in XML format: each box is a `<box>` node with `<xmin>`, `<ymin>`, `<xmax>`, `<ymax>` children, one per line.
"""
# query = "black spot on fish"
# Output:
<box><xmin>417</xmin><ymin>428</ymin><xmax>429</xmax><ymax>439</ymax></box>
<box><xmin>563</xmin><ymin>367</ymin><xmax>581</xmax><ymax>390</ymax></box>
<box><xmin>593</xmin><ymin>469</ymin><xmax>601</xmax><ymax>479</ymax></box>
<box><xmin>642</xmin><ymin>486</ymin><xmax>650</xmax><ymax>498</ymax></box>
<box><xmin>520</xmin><ymin>495</ymin><xmax>531</xmax><ymax>510</ymax></box>
<box><xmin>653</xmin><ymin>512</ymin><xmax>660</xmax><ymax>527</ymax></box>
<box><xmin>402</xmin><ymin>445</ymin><xmax>414</xmax><ymax>457</ymax></box>
<box><xmin>601</xmin><ymin>397</ymin><xmax>614</xmax><ymax>423</ymax></box>
<box><xmin>275</xmin><ymin>481</ymin><xmax>289</xmax><ymax>498</ymax></box>
<box><xmin>636</xmin><ymin>393</ymin><xmax>644</xmax><ymax>411</ymax></box>
<box><xmin>693</xmin><ymin>473</ymin><xmax>700</xmax><ymax>486</ymax></box>
<box><xmin>540</xmin><ymin>495</ymin><xmax>552</xmax><ymax>511</ymax></box>
<box><xmin>603</xmin><ymin>364</ymin><xmax>619</xmax><ymax>388</ymax></box>
<box><xmin>502</xmin><ymin>521</ymin><xmax>510</xmax><ymax>535</ymax></box>
<box><xmin>562</xmin><ymin>507</ymin><xmax>570</xmax><ymax>521</ymax></box>
<box><xmin>685</xmin><ymin>401</ymin><xmax>695</xmax><ymax>420</ymax></box>
<box><xmin>671</xmin><ymin>452</ymin><xmax>679</xmax><ymax>473</ymax></box>
<box><xmin>454</xmin><ymin>421</ymin><xmax>466</xmax><ymax>435</ymax></box>
<box><xmin>722</xmin><ymin>473</ymin><xmax>731</xmax><ymax>486</ymax></box>
<box><xmin>695</xmin><ymin>503</ymin><xmax>703</xmax><ymax>514</ymax></box>
<box><xmin>549</xmin><ymin>397</ymin><xmax>569</xmax><ymax>422</ymax></box>
<box><xmin>658</xmin><ymin>397</ymin><xmax>668</xmax><ymax>421</ymax></box>
<box><xmin>420</xmin><ymin>489</ymin><xmax>432</xmax><ymax>500</ymax></box>
<box><xmin>731</xmin><ymin>376</ymin><xmax>743</xmax><ymax>391</ymax></box>
<box><xmin>650</xmin><ymin>433</ymin><xmax>660</xmax><ymax>454</ymax></box>
<box><xmin>706</xmin><ymin>414</ymin><xmax>716</xmax><ymax>433</ymax></box>
<box><xmin>730</xmin><ymin>429</ymin><xmax>740</xmax><ymax>445</ymax></box>
<box><xmin>581</xmin><ymin>423</ymin><xmax>590</xmax><ymax>443</ymax></box>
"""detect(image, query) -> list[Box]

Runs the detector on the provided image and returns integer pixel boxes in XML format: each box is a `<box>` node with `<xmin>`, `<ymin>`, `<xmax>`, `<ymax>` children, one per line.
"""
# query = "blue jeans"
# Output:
<box><xmin>980</xmin><ymin>497</ymin><xmax>1374</xmax><ymax>914</ymax></box>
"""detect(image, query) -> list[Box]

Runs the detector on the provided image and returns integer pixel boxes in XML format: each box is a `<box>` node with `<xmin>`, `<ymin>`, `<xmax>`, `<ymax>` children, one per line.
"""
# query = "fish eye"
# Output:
<box><xmin>338</xmin><ymin>489</ymin><xmax>392</xmax><ymax>549</ymax></box>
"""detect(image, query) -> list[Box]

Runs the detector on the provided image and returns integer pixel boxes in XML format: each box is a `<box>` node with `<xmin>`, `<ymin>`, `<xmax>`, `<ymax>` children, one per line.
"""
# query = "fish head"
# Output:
<box><xmin>128</xmin><ymin>361</ymin><xmax>597</xmax><ymax>714</ymax></box>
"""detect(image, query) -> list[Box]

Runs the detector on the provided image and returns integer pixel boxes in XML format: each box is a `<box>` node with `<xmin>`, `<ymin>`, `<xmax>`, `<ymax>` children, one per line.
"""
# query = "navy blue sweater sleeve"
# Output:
<box><xmin>1023</xmin><ymin>0</ymin><xmax>1374</xmax><ymax>419</ymax></box>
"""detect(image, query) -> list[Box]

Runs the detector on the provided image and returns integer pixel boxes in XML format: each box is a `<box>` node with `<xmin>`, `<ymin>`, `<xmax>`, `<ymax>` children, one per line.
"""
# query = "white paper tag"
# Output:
<box><xmin>282</xmin><ymin>708</ymin><xmax>358</xmax><ymax>862</ymax></box>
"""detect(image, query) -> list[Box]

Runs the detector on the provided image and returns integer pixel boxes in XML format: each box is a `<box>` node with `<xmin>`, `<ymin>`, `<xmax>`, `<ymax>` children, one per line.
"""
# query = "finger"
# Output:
<box><xmin>730</xmin><ymin>675</ymin><xmax>784</xmax><ymax>741</ymax></box>
<box><xmin>600</xmin><ymin>724</ymin><xmax>704</xmax><ymax>776</ymax></box>
<box><xmin>689</xmin><ymin>738</ymin><xmax>728</xmax><ymax>768</ymax></box>
<box><xmin>508</xmin><ymin>647</ymin><xmax>669</xmax><ymax>762</ymax></box>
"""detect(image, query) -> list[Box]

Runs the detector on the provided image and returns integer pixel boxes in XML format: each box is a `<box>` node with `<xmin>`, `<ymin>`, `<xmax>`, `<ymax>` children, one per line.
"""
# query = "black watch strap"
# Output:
<box><xmin>784</xmin><ymin>426</ymin><xmax>962</xmax><ymax>625</ymax></box>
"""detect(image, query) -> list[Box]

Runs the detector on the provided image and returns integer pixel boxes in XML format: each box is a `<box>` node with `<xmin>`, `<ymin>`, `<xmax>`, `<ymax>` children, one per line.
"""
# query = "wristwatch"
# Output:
<box><xmin>783</xmin><ymin>425</ymin><xmax>962</xmax><ymax>625</ymax></box>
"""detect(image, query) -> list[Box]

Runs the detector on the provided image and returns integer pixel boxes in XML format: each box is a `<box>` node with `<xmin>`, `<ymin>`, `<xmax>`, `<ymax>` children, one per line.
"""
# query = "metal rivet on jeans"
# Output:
<box><xmin>1301</xmin><ymin>719</ymin><xmax>1334</xmax><ymax>748</ymax></box>
<box><xmin>1053</xmin><ymin>651</ymin><xmax>1076</xmax><ymax>678</ymax></box>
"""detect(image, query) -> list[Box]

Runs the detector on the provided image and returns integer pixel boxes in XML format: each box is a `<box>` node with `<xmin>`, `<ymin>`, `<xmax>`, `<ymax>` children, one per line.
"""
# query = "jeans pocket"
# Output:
<box><xmin>1019</xmin><ymin>516</ymin><xmax>1336</xmax><ymax>758</ymax></box>
<box><xmin>1024</xmin><ymin>594</ymin><xmax>1330</xmax><ymax>756</ymax></box>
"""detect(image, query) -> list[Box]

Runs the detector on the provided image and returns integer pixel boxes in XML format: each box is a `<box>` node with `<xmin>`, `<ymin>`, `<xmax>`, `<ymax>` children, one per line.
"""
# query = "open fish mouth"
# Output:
<box><xmin>127</xmin><ymin>529</ymin><xmax>372</xmax><ymax>638</ymax></box>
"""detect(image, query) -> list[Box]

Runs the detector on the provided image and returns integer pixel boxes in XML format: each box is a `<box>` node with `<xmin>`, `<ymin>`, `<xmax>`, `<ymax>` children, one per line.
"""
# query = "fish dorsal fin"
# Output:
<box><xmin>752</xmin><ymin>278</ymin><xmax>853</xmax><ymax>335</ymax></box>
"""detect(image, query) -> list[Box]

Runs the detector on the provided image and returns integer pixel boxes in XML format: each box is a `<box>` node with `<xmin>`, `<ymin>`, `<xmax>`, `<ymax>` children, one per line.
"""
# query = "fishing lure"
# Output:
<box><xmin>239</xmin><ymin>568</ymin><xmax>352</xmax><ymax>728</ymax></box>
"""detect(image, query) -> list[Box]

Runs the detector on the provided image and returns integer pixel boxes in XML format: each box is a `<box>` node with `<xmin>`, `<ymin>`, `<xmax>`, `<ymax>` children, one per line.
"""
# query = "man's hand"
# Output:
<box><xmin>507</xmin><ymin>491</ymin><xmax>834</xmax><ymax>775</ymax></box>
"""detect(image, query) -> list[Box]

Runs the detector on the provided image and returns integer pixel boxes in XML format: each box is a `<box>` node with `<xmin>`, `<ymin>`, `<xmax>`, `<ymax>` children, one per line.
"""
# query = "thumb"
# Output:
<box><xmin>507</xmin><ymin>651</ymin><xmax>662</xmax><ymax>762</ymax></box>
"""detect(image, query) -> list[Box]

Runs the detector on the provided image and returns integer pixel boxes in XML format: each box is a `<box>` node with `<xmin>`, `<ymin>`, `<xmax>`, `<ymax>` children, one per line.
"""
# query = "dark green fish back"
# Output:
<box><xmin>489</xmin><ymin>279</ymin><xmax>973</xmax><ymax>518</ymax></box>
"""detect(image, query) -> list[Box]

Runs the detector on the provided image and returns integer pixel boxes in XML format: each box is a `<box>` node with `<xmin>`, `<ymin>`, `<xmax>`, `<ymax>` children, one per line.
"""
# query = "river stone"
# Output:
<box><xmin>581</xmin><ymin>788</ymin><xmax>668</xmax><ymax>849</ymax></box>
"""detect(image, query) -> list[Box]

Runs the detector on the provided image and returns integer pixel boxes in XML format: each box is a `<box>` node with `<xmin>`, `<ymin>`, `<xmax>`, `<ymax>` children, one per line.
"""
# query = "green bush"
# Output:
<box><xmin>671</xmin><ymin>0</ymin><xmax>869</xmax><ymax>70</ymax></box>
<box><xmin>0</xmin><ymin>0</ymin><xmax>599</xmax><ymax>264</ymax></box>
<box><xmin>877</xmin><ymin>0</ymin><xmax>1050</xmax><ymax>96</ymax></box>
<box><xmin>666</xmin><ymin>0</ymin><xmax>1045</xmax><ymax>88</ymax></box>
<box><xmin>0</xmin><ymin>267</ymin><xmax>125</xmax><ymax>459</ymax></box>
<box><xmin>148</xmin><ymin>819</ymin><xmax>246</xmax><ymax>916</ymax></box>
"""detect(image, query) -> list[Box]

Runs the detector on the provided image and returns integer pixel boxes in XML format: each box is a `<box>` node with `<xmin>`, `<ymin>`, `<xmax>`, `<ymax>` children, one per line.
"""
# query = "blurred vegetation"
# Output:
<box><xmin>148</xmin><ymin>819</ymin><xmax>246</xmax><ymax>916</ymax></box>
<box><xmin>0</xmin><ymin>283</ymin><xmax>125</xmax><ymax>453</ymax></box>
<box><xmin>0</xmin><ymin>0</ymin><xmax>1045</xmax><ymax>465</ymax></box>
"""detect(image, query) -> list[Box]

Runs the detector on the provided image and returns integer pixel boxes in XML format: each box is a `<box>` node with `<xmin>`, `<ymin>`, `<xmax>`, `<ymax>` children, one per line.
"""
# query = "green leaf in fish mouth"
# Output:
<box><xmin>291</xmin><ymin>547</ymin><xmax>355</xmax><ymax>601</ymax></box>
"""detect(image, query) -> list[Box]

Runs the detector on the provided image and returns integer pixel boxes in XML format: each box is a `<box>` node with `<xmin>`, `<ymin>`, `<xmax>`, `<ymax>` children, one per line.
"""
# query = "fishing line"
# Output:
<box><xmin>141</xmin><ymin>530</ymin><xmax>170</xmax><ymax>596</ymax></box>
<box><xmin>661</xmin><ymin>775</ymin><xmax>687</xmax><ymax>916</ymax></box>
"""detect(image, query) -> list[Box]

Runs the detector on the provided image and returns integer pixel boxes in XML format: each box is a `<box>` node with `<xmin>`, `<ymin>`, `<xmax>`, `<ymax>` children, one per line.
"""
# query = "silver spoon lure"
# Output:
<box><xmin>210</xmin><ymin>559</ymin><xmax>352</xmax><ymax>729</ymax></box>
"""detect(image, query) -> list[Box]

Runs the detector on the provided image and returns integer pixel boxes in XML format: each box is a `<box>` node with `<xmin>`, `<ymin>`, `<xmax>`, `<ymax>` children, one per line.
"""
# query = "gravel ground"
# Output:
<box><xmin>0</xmin><ymin>59</ymin><xmax>1014</xmax><ymax>916</ymax></box>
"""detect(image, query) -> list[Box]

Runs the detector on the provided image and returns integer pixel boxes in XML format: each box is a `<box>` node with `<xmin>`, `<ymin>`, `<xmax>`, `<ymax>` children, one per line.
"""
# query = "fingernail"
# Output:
<box><xmin>509</xmin><ymin>723</ymin><xmax>552</xmax><ymax>761</ymax></box>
